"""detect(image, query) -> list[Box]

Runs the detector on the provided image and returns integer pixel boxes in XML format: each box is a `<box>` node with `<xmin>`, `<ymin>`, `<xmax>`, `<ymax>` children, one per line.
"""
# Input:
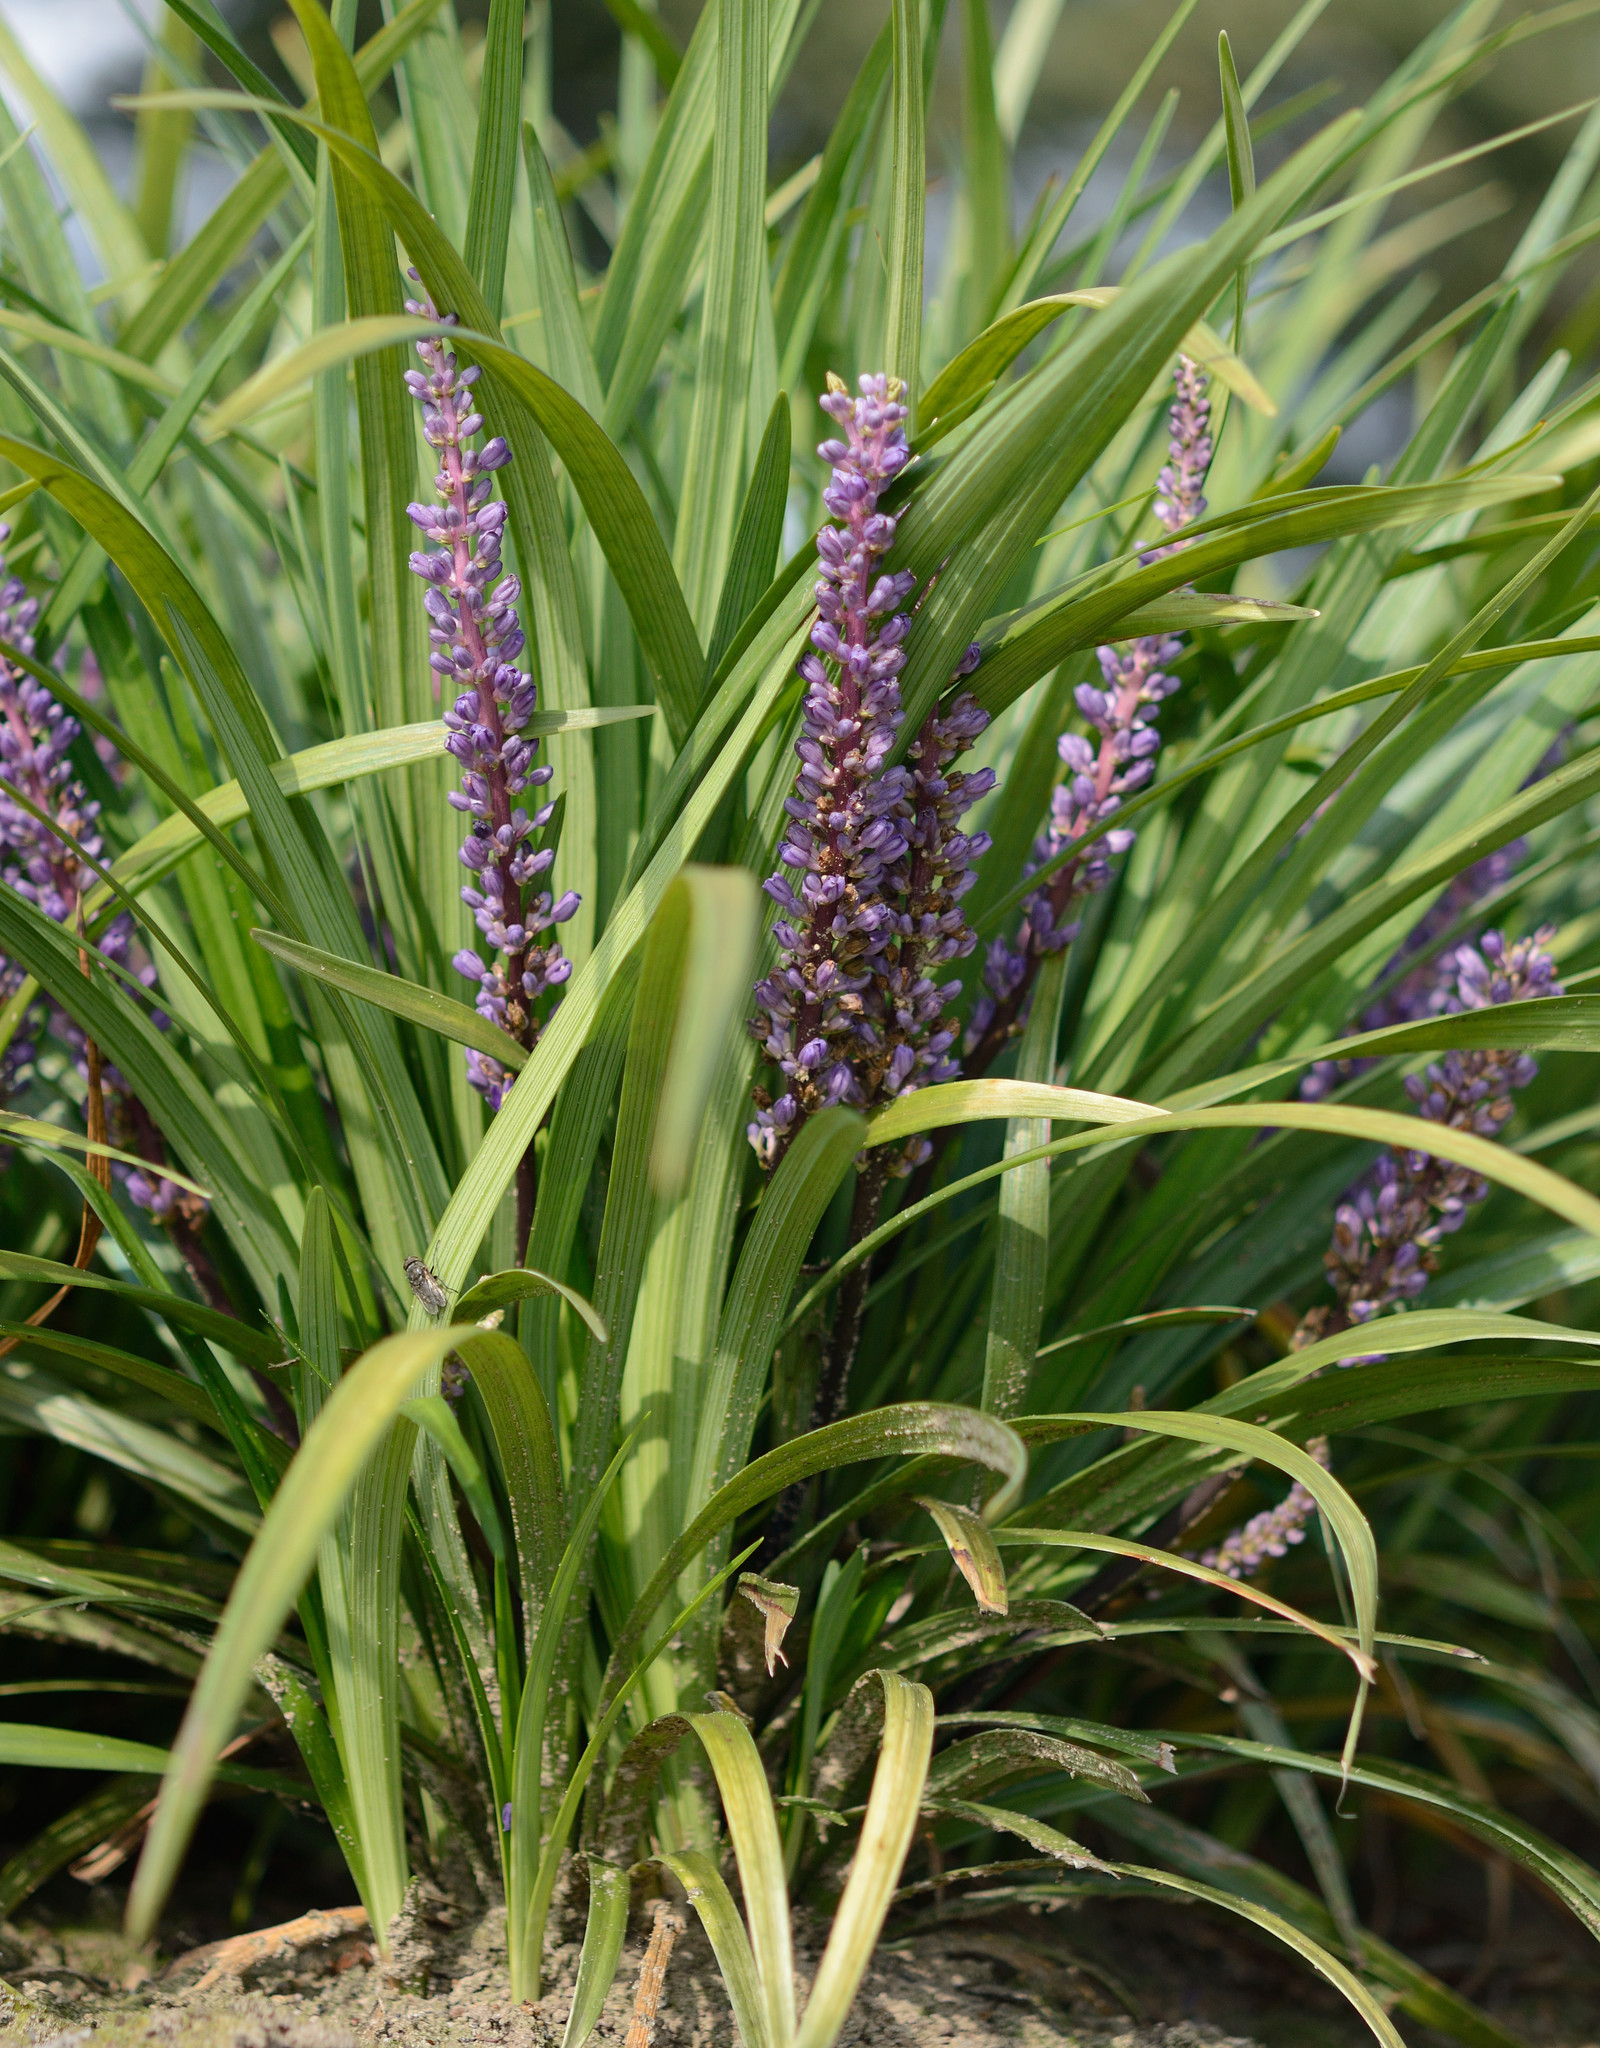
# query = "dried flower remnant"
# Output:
<box><xmin>748</xmin><ymin>372</ymin><xmax>992</xmax><ymax>1174</ymax></box>
<box><xmin>403</xmin><ymin>288</ymin><xmax>578</xmax><ymax>1117</ymax></box>
<box><xmin>967</xmin><ymin>356</ymin><xmax>1212</xmax><ymax>1065</ymax></box>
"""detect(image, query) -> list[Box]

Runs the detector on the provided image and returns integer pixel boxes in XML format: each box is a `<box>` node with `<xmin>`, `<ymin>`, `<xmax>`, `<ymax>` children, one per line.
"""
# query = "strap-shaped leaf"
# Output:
<box><xmin>1131</xmin><ymin>1734</ymin><xmax>1600</xmax><ymax>1941</ymax></box>
<box><xmin>0</xmin><ymin>1774</ymin><xmax>160</xmax><ymax>1919</ymax></box>
<box><xmin>0</xmin><ymin>1251</ymin><xmax>279</xmax><ymax>1363</ymax></box>
<box><xmin>461</xmin><ymin>0</ymin><xmax>522</xmax><ymax>317</ymax></box>
<box><xmin>882</xmin><ymin>0</ymin><xmax>924</xmax><ymax>402</ymax></box>
<box><xmin>891</xmin><ymin>108</ymin><xmax>1362</xmax><ymax>738</ymax></box>
<box><xmin>979</xmin><ymin>634</ymin><xmax>1600</xmax><ymax>927</ymax></box>
<box><xmin>794</xmin><ymin>1672</ymin><xmax>934</xmax><ymax>2048</ymax></box>
<box><xmin>521</xmin><ymin>1558</ymin><xmax>756</xmax><ymax>2004</ymax></box>
<box><xmin>938</xmin><ymin>1710</ymin><xmax>1178</xmax><ymax>1774</ymax></box>
<box><xmin>93</xmin><ymin>710</ymin><xmax>646</xmax><ymax>912</ymax></box>
<box><xmin>998</xmin><ymin>1524</ymin><xmax>1374</xmax><ymax>1684</ymax></box>
<box><xmin>0</xmin><ymin>1112</ymin><xmax>210</xmax><ymax>1199</ymax></box>
<box><xmin>151</xmin><ymin>83</ymin><xmax>705</xmax><ymax>739</ymax></box>
<box><xmin>1118</xmin><ymin>1864</ymin><xmax>1404</xmax><ymax>2047</ymax></box>
<box><xmin>660</xmin><ymin>1847</ymin><xmax>771</xmax><ymax>2048</ymax></box>
<box><xmin>0</xmin><ymin>1723</ymin><xmax>300</xmax><ymax>1796</ymax></box>
<box><xmin>921</xmin><ymin>1794</ymin><xmax>1113</xmax><ymax>1873</ymax></box>
<box><xmin>602</xmin><ymin>1404</ymin><xmax>1028</xmax><ymax>1719</ymax></box>
<box><xmin>0</xmin><ymin>877</ymin><xmax>296</xmax><ymax>1291</ymax></box>
<box><xmin>453</xmin><ymin>1270</ymin><xmax>607</xmax><ymax>1342</ymax></box>
<box><xmin>971</xmin><ymin>473</ymin><xmax>1556</xmax><ymax>720</ymax></box>
<box><xmin>0</xmin><ymin>1322</ymin><xmax>219</xmax><ymax>1426</ymax></box>
<box><xmin>562</xmin><ymin>1859</ymin><xmax>632</xmax><ymax>2048</ymax></box>
<box><xmin>650</xmin><ymin>865</ymin><xmax>761</xmax><ymax>1200</ymax></box>
<box><xmin>925</xmin><ymin>1727</ymin><xmax>1144</xmax><ymax>1802</ymax></box>
<box><xmin>687</xmin><ymin>1711</ymin><xmax>796</xmax><ymax>2048</ymax></box>
<box><xmin>707</xmin><ymin>393</ymin><xmax>792</xmax><ymax>680</ymax></box>
<box><xmin>673</xmin><ymin>0</ymin><xmax>768</xmax><ymax>633</ymax></box>
<box><xmin>922</xmin><ymin>291</ymin><xmax>1276</xmax><ymax>428</ymax></box>
<box><xmin>1087</xmin><ymin>1796</ymin><xmax>1521</xmax><ymax>2048</ymax></box>
<box><xmin>252</xmin><ymin>928</ymin><xmax>528</xmax><ymax>1073</ymax></box>
<box><xmin>982</xmin><ymin>948</ymin><xmax>1066</xmax><ymax>1418</ymax></box>
<box><xmin>124</xmin><ymin>1325</ymin><xmax>481</xmax><ymax>1940</ymax></box>
<box><xmin>399</xmin><ymin>1396</ymin><xmax>505</xmax><ymax>1560</ymax></box>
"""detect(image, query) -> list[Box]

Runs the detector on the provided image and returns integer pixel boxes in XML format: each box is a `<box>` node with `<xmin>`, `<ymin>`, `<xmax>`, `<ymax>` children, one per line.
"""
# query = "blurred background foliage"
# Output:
<box><xmin>9</xmin><ymin>0</ymin><xmax>1600</xmax><ymax>479</ymax></box>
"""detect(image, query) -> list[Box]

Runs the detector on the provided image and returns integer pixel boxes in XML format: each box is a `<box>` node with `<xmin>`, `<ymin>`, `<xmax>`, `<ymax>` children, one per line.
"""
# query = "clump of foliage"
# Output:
<box><xmin>3</xmin><ymin>2</ymin><xmax>1600</xmax><ymax>2043</ymax></box>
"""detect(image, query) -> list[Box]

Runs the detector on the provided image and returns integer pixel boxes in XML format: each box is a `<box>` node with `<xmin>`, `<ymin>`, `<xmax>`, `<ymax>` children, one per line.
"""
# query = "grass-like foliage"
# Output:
<box><xmin>5</xmin><ymin>1</ymin><xmax>1600</xmax><ymax>2040</ymax></box>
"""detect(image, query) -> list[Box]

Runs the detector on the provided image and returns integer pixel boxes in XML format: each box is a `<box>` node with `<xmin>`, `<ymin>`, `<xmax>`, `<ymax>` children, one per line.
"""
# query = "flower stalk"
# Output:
<box><xmin>752</xmin><ymin>375</ymin><xmax>994</xmax><ymax>1548</ymax></box>
<box><xmin>966</xmin><ymin>356</ymin><xmax>1212</xmax><ymax>1075</ymax></box>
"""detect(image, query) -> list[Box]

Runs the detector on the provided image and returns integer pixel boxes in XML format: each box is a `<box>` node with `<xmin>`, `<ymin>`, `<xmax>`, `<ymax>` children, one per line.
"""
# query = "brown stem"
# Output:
<box><xmin>761</xmin><ymin>1155</ymin><xmax>890</xmax><ymax>1561</ymax></box>
<box><xmin>811</xmin><ymin>1155</ymin><xmax>890</xmax><ymax>1429</ymax></box>
<box><xmin>515</xmin><ymin>1136</ymin><xmax>539</xmax><ymax>1266</ymax></box>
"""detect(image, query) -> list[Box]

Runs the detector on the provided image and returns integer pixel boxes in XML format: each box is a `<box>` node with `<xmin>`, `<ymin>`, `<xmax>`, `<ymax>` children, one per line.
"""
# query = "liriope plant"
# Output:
<box><xmin>1</xmin><ymin>2</ymin><xmax>1600</xmax><ymax>2044</ymax></box>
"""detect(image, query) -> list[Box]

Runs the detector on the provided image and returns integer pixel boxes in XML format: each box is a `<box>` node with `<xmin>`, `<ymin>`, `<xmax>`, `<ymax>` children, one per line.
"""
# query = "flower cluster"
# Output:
<box><xmin>968</xmin><ymin>357</ymin><xmax>1211</xmax><ymax>1056</ymax></box>
<box><xmin>1300</xmin><ymin>845</ymin><xmax>1521</xmax><ymax>1102</ymax></box>
<box><xmin>0</xmin><ymin>537</ymin><xmax>201</xmax><ymax>1224</ymax></box>
<box><xmin>0</xmin><ymin>554</ymin><xmax>124</xmax><ymax>952</ymax></box>
<box><xmin>748</xmin><ymin>374</ymin><xmax>992</xmax><ymax>1170</ymax></box>
<box><xmin>1304</xmin><ymin>928</ymin><xmax>1560</xmax><ymax>1341</ymax></box>
<box><xmin>1199</xmin><ymin>1437</ymin><xmax>1331</xmax><ymax>1580</ymax></box>
<box><xmin>1201</xmin><ymin>924</ymin><xmax>1558</xmax><ymax>1580</ymax></box>
<box><xmin>404</xmin><ymin>288</ymin><xmax>578</xmax><ymax>1111</ymax></box>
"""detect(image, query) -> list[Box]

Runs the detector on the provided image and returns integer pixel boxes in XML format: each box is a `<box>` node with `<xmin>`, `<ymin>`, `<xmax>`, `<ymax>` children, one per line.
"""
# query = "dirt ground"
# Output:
<box><xmin>2</xmin><ymin>1885</ymin><xmax>1597</xmax><ymax>2048</ymax></box>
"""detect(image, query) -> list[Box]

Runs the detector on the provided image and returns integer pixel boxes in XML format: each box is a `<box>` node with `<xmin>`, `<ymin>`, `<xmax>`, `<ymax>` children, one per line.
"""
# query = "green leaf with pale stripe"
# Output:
<box><xmin>462</xmin><ymin>0</ymin><xmax>524</xmax><ymax>318</ymax></box>
<box><xmin>882</xmin><ymin>0</ymin><xmax>925</xmax><ymax>402</ymax></box>
<box><xmin>794</xmin><ymin>1672</ymin><xmax>934</xmax><ymax>2048</ymax></box>
<box><xmin>125</xmin><ymin>1324</ymin><xmax>479</xmax><ymax>1941</ymax></box>
<box><xmin>603</xmin><ymin>1403</ymin><xmax>1027</xmax><ymax>1719</ymax></box>
<box><xmin>673</xmin><ymin>0</ymin><xmax>768</xmax><ymax>635</ymax></box>
<box><xmin>687</xmin><ymin>1711</ymin><xmax>796</xmax><ymax>2048</ymax></box>
<box><xmin>562</xmin><ymin>1860</ymin><xmax>632</xmax><ymax>2048</ymax></box>
<box><xmin>252</xmin><ymin>928</ymin><xmax>528</xmax><ymax>1073</ymax></box>
<box><xmin>659</xmin><ymin>1847</ymin><xmax>772</xmax><ymax>2048</ymax></box>
<box><xmin>982</xmin><ymin>948</ymin><xmax>1066</xmax><ymax>1418</ymax></box>
<box><xmin>650</xmin><ymin>866</ymin><xmax>761</xmax><ymax>1199</ymax></box>
<box><xmin>915</xmin><ymin>1498</ymin><xmax>1008</xmax><ymax>1615</ymax></box>
<box><xmin>0</xmin><ymin>1113</ymin><xmax>210</xmax><ymax>1199</ymax></box>
<box><xmin>0</xmin><ymin>1724</ymin><xmax>300</xmax><ymax>1797</ymax></box>
<box><xmin>0</xmin><ymin>1325</ymin><xmax>218</xmax><ymax>1427</ymax></box>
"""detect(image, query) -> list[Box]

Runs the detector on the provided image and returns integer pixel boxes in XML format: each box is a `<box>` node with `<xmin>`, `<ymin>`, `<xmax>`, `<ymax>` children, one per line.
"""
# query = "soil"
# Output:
<box><xmin>2</xmin><ymin>1887</ymin><xmax>1596</xmax><ymax>2048</ymax></box>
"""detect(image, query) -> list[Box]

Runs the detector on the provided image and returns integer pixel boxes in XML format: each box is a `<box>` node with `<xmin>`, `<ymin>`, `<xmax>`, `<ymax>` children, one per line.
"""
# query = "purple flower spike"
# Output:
<box><xmin>748</xmin><ymin>374</ymin><xmax>992</xmax><ymax>1172</ymax></box>
<box><xmin>1199</xmin><ymin>1439</ymin><xmax>1330</xmax><ymax>1580</ymax></box>
<box><xmin>1201</xmin><ymin>923</ymin><xmax>1560</xmax><ymax>1584</ymax></box>
<box><xmin>1303</xmin><ymin>927</ymin><xmax>1562</xmax><ymax>1350</ymax></box>
<box><xmin>0</xmin><ymin>529</ymin><xmax>203</xmax><ymax>1228</ymax></box>
<box><xmin>968</xmin><ymin>357</ymin><xmax>1211</xmax><ymax>1060</ymax></box>
<box><xmin>403</xmin><ymin>283</ymin><xmax>578</xmax><ymax>1105</ymax></box>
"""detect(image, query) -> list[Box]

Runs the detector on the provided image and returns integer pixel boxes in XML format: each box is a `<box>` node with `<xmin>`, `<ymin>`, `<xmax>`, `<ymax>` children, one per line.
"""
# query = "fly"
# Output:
<box><xmin>403</xmin><ymin>1256</ymin><xmax>451</xmax><ymax>1317</ymax></box>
